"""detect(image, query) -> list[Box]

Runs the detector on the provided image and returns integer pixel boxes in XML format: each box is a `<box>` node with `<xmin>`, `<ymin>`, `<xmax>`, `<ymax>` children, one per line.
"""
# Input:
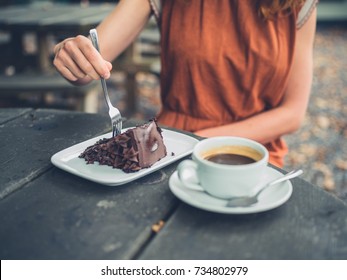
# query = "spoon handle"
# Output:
<box><xmin>253</xmin><ymin>169</ymin><xmax>303</xmax><ymax>197</ymax></box>
<box><xmin>226</xmin><ymin>169</ymin><xmax>303</xmax><ymax>208</ymax></box>
<box><xmin>268</xmin><ymin>169</ymin><xmax>303</xmax><ymax>186</ymax></box>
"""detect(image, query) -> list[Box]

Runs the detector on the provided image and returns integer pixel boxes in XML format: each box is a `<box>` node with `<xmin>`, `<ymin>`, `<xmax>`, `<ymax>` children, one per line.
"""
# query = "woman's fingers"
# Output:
<box><xmin>53</xmin><ymin>36</ymin><xmax>111</xmax><ymax>82</ymax></box>
<box><xmin>54</xmin><ymin>47</ymin><xmax>86</xmax><ymax>80</ymax></box>
<box><xmin>75</xmin><ymin>35</ymin><xmax>112</xmax><ymax>79</ymax></box>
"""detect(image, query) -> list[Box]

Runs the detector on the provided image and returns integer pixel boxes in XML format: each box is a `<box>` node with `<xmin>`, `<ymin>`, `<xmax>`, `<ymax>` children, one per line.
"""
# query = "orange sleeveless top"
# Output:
<box><xmin>155</xmin><ymin>1</ymin><xmax>299</xmax><ymax>167</ymax></box>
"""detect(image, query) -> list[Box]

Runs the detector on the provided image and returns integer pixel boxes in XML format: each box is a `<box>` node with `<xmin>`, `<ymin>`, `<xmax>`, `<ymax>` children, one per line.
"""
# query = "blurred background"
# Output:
<box><xmin>0</xmin><ymin>0</ymin><xmax>346</xmax><ymax>201</ymax></box>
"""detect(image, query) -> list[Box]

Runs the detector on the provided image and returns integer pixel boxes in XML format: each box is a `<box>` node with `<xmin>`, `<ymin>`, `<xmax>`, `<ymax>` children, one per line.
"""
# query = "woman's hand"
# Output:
<box><xmin>53</xmin><ymin>35</ymin><xmax>112</xmax><ymax>85</ymax></box>
<box><xmin>53</xmin><ymin>0</ymin><xmax>151</xmax><ymax>85</ymax></box>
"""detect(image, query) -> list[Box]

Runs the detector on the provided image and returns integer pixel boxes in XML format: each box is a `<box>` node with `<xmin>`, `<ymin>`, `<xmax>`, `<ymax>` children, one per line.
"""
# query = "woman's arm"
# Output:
<box><xmin>195</xmin><ymin>9</ymin><xmax>317</xmax><ymax>144</ymax></box>
<box><xmin>53</xmin><ymin>0</ymin><xmax>152</xmax><ymax>85</ymax></box>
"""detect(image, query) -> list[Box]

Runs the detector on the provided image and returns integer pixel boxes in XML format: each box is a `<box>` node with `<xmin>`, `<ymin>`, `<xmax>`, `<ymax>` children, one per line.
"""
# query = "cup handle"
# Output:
<box><xmin>177</xmin><ymin>160</ymin><xmax>204</xmax><ymax>191</ymax></box>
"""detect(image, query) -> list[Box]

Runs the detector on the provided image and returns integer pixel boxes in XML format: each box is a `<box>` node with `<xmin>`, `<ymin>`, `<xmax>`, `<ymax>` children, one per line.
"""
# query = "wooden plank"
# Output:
<box><xmin>0</xmin><ymin>108</ymin><xmax>32</xmax><ymax>124</ymax></box>
<box><xmin>0</xmin><ymin>5</ymin><xmax>37</xmax><ymax>24</ymax></box>
<box><xmin>0</xmin><ymin>4</ymin><xmax>113</xmax><ymax>31</ymax></box>
<box><xmin>139</xmin><ymin>178</ymin><xmax>347</xmax><ymax>259</ymax></box>
<box><xmin>39</xmin><ymin>5</ymin><xmax>113</xmax><ymax>26</ymax></box>
<box><xmin>3</xmin><ymin>6</ymin><xmax>74</xmax><ymax>26</ymax></box>
<box><xmin>0</xmin><ymin>73</ymin><xmax>97</xmax><ymax>93</ymax></box>
<box><xmin>0</xmin><ymin>163</ymin><xmax>179</xmax><ymax>259</ymax></box>
<box><xmin>0</xmin><ymin>109</ymin><xmax>110</xmax><ymax>200</ymax></box>
<box><xmin>318</xmin><ymin>2</ymin><xmax>347</xmax><ymax>21</ymax></box>
<box><xmin>0</xmin><ymin>74</ymin><xmax>100</xmax><ymax>113</ymax></box>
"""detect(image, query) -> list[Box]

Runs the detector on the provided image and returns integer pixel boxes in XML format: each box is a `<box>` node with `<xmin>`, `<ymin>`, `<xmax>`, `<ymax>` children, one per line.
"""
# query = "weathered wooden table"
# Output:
<box><xmin>1</xmin><ymin>108</ymin><xmax>347</xmax><ymax>260</ymax></box>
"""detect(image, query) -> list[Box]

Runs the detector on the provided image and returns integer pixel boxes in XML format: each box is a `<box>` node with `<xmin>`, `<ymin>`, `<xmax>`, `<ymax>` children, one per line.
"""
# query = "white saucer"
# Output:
<box><xmin>169</xmin><ymin>166</ymin><xmax>293</xmax><ymax>214</ymax></box>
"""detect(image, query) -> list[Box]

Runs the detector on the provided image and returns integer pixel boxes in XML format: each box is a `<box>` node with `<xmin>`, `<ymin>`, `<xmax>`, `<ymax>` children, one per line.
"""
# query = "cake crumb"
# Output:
<box><xmin>152</xmin><ymin>220</ymin><xmax>165</xmax><ymax>233</ymax></box>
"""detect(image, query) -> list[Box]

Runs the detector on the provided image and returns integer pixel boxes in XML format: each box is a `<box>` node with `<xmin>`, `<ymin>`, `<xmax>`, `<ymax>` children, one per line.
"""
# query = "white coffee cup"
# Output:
<box><xmin>177</xmin><ymin>137</ymin><xmax>269</xmax><ymax>198</ymax></box>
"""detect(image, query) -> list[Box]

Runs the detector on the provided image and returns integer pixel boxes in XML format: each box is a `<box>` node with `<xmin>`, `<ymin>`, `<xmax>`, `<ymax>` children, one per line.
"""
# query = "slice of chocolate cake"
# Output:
<box><xmin>79</xmin><ymin>120</ymin><xmax>167</xmax><ymax>173</ymax></box>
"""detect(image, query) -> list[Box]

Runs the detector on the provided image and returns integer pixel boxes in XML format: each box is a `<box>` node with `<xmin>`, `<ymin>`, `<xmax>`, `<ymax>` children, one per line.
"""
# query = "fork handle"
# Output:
<box><xmin>100</xmin><ymin>77</ymin><xmax>112</xmax><ymax>109</ymax></box>
<box><xmin>89</xmin><ymin>29</ymin><xmax>100</xmax><ymax>52</ymax></box>
<box><xmin>89</xmin><ymin>29</ymin><xmax>112</xmax><ymax>109</ymax></box>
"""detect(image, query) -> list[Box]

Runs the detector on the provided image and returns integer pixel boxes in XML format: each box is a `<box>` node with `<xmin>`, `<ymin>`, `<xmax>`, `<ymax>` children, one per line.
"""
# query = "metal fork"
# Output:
<box><xmin>89</xmin><ymin>28</ymin><xmax>122</xmax><ymax>137</ymax></box>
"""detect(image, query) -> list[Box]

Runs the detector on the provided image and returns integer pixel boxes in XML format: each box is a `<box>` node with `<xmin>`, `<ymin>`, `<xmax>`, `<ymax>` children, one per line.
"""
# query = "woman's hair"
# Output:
<box><xmin>258</xmin><ymin>0</ymin><xmax>305</xmax><ymax>19</ymax></box>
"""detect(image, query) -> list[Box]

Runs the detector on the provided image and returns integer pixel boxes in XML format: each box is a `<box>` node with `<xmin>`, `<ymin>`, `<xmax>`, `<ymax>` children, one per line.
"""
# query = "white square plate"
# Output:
<box><xmin>51</xmin><ymin>129</ymin><xmax>199</xmax><ymax>186</ymax></box>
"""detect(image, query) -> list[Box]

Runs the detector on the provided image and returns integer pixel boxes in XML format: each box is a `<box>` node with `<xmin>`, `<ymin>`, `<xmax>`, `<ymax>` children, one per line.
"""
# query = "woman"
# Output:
<box><xmin>53</xmin><ymin>0</ymin><xmax>318</xmax><ymax>167</ymax></box>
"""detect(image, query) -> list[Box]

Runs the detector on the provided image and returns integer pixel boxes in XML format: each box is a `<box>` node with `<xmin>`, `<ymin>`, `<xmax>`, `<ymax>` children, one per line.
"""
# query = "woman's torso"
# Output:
<box><xmin>157</xmin><ymin>0</ymin><xmax>298</xmax><ymax>165</ymax></box>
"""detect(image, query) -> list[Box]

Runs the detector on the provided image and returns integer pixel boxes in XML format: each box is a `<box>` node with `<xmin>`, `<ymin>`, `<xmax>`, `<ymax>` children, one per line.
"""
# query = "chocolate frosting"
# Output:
<box><xmin>79</xmin><ymin>120</ymin><xmax>167</xmax><ymax>173</ymax></box>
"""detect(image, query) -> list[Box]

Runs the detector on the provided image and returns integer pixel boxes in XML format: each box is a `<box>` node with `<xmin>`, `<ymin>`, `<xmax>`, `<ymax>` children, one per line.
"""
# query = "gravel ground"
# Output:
<box><xmin>284</xmin><ymin>23</ymin><xmax>347</xmax><ymax>202</ymax></box>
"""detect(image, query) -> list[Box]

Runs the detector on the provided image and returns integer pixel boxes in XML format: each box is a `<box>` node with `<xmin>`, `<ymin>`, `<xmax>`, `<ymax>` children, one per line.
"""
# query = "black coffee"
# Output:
<box><xmin>205</xmin><ymin>153</ymin><xmax>256</xmax><ymax>165</ymax></box>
